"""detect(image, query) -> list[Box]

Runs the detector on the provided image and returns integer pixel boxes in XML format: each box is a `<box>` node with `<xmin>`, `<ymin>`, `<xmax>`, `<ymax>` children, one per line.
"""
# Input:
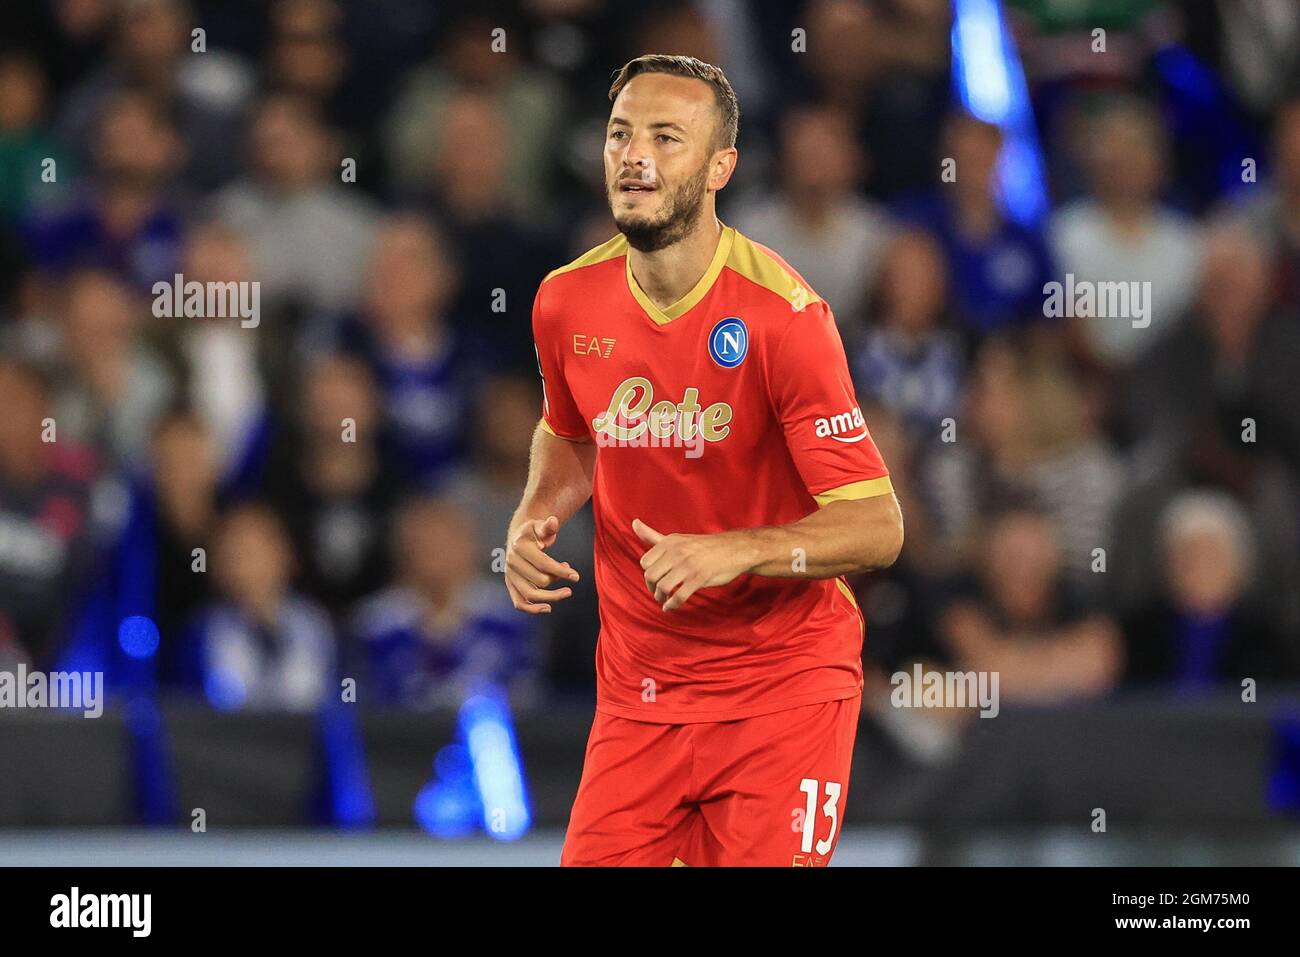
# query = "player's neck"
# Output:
<box><xmin>627</xmin><ymin>215</ymin><xmax>724</xmax><ymax>311</ymax></box>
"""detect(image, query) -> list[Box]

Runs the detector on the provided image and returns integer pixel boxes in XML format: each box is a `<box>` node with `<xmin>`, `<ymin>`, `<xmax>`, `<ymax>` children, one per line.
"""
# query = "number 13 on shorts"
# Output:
<box><xmin>795</xmin><ymin>778</ymin><xmax>842</xmax><ymax>864</ymax></box>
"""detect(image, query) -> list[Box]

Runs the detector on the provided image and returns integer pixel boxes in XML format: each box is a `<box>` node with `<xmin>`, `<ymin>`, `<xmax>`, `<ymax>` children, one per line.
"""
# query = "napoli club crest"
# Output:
<box><xmin>708</xmin><ymin>317</ymin><xmax>748</xmax><ymax>368</ymax></box>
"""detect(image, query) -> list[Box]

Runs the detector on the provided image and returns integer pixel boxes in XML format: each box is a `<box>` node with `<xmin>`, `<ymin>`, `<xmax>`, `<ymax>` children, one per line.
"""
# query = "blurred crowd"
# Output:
<box><xmin>1</xmin><ymin>0</ymin><xmax>1298</xmax><ymax>716</ymax></box>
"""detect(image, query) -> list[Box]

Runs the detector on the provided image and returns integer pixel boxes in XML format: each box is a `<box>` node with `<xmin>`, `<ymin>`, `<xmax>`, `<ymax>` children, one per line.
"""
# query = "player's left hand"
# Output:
<box><xmin>633</xmin><ymin>518</ymin><xmax>753</xmax><ymax>612</ymax></box>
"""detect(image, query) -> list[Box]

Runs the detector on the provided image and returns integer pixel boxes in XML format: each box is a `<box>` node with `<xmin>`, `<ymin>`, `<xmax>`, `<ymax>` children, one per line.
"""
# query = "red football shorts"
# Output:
<box><xmin>560</xmin><ymin>695</ymin><xmax>861</xmax><ymax>866</ymax></box>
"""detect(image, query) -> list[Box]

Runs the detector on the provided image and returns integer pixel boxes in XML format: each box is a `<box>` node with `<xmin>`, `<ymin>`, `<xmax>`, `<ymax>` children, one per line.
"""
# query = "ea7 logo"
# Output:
<box><xmin>814</xmin><ymin>407</ymin><xmax>868</xmax><ymax>443</ymax></box>
<box><xmin>573</xmin><ymin>334</ymin><xmax>616</xmax><ymax>358</ymax></box>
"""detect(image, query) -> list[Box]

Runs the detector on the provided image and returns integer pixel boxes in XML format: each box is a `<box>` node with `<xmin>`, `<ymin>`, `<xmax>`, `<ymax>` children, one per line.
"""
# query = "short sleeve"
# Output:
<box><xmin>766</xmin><ymin>302</ymin><xmax>892</xmax><ymax>505</ymax></box>
<box><xmin>532</xmin><ymin>281</ymin><xmax>591</xmax><ymax>441</ymax></box>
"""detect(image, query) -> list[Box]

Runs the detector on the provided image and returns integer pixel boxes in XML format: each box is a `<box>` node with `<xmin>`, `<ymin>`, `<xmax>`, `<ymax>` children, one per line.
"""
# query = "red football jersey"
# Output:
<box><xmin>533</xmin><ymin>225</ymin><xmax>893</xmax><ymax>723</ymax></box>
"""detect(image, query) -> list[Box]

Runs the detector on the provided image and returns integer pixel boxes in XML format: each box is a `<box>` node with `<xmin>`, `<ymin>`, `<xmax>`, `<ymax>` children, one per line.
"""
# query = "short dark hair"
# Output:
<box><xmin>608</xmin><ymin>54</ymin><xmax>739</xmax><ymax>151</ymax></box>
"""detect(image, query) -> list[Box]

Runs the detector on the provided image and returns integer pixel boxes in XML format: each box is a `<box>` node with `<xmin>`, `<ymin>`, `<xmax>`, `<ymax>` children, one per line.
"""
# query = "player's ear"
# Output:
<box><xmin>708</xmin><ymin>146</ymin><xmax>738</xmax><ymax>192</ymax></box>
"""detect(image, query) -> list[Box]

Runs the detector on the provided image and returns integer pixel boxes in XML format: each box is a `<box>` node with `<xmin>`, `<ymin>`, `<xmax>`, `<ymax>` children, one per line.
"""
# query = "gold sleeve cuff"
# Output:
<box><xmin>540</xmin><ymin>419</ymin><xmax>592</xmax><ymax>443</ymax></box>
<box><xmin>813</xmin><ymin>476</ymin><xmax>894</xmax><ymax>506</ymax></box>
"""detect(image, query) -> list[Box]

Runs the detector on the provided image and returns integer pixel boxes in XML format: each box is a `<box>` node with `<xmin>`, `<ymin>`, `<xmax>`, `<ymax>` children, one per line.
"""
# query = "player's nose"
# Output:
<box><xmin>623</xmin><ymin>135</ymin><xmax>655</xmax><ymax>165</ymax></box>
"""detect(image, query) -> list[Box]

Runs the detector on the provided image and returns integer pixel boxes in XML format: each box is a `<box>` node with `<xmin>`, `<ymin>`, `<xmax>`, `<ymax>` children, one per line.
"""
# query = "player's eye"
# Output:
<box><xmin>656</xmin><ymin>134</ymin><xmax>678</xmax><ymax>144</ymax></box>
<box><xmin>609</xmin><ymin>129</ymin><xmax>628</xmax><ymax>141</ymax></box>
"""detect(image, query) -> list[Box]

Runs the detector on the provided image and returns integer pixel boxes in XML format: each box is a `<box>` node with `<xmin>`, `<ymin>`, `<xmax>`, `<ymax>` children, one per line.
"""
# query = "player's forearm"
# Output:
<box><xmin>730</xmin><ymin>495</ymin><xmax>904</xmax><ymax>579</ymax></box>
<box><xmin>508</xmin><ymin>422</ymin><xmax>596</xmax><ymax>539</ymax></box>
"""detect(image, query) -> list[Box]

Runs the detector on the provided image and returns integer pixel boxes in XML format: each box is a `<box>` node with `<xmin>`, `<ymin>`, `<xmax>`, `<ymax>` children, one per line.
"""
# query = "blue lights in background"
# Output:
<box><xmin>414</xmin><ymin>744</ymin><xmax>480</xmax><ymax>839</ymax></box>
<box><xmin>414</xmin><ymin>686</ymin><xmax>533</xmax><ymax>841</ymax></box>
<box><xmin>117</xmin><ymin>615</ymin><xmax>160</xmax><ymax>660</ymax></box>
<box><xmin>1269</xmin><ymin>714</ymin><xmax>1300</xmax><ymax>815</ymax></box>
<box><xmin>319</xmin><ymin>699</ymin><xmax>377</xmax><ymax>829</ymax></box>
<box><xmin>111</xmin><ymin>614</ymin><xmax>530</xmax><ymax>837</ymax></box>
<box><xmin>461</xmin><ymin>691</ymin><xmax>532</xmax><ymax>841</ymax></box>
<box><xmin>951</xmin><ymin>0</ymin><xmax>1050</xmax><ymax>227</ymax></box>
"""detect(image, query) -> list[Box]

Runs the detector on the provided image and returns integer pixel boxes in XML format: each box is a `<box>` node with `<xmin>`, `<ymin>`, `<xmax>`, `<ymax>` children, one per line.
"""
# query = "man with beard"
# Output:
<box><xmin>505</xmin><ymin>56</ymin><xmax>904</xmax><ymax>866</ymax></box>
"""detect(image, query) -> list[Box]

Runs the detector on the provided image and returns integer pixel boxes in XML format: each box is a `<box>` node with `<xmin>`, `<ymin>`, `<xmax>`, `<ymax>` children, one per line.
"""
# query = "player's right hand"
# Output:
<box><xmin>505</xmin><ymin>515</ymin><xmax>581</xmax><ymax>614</ymax></box>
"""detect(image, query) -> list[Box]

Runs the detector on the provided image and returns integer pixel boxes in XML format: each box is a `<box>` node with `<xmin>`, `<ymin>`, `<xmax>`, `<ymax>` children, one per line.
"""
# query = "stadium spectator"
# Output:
<box><xmin>415</xmin><ymin>90</ymin><xmax>561</xmax><ymax>376</ymax></box>
<box><xmin>258</xmin><ymin>0</ymin><xmax>380</xmax><ymax>182</ymax></box>
<box><xmin>732</xmin><ymin>103</ymin><xmax>894</xmax><ymax>331</ymax></box>
<box><xmin>167</xmin><ymin>221</ymin><xmax>274</xmax><ymax>477</ymax></box>
<box><xmin>335</xmin><ymin>214</ymin><xmax>472</xmax><ymax>488</ymax></box>
<box><xmin>1051</xmin><ymin>96</ymin><xmax>1203</xmax><ymax>369</ymax></box>
<box><xmin>212</xmin><ymin>92</ymin><xmax>378</xmax><ymax>316</ymax></box>
<box><xmin>53</xmin><ymin>0</ymin><xmax>250</xmax><ymax>194</ymax></box>
<box><xmin>384</xmin><ymin>11</ymin><xmax>565</xmax><ymax>220</ymax></box>
<box><xmin>0</xmin><ymin>52</ymin><xmax>71</xmax><ymax>224</ymax></box>
<box><xmin>895</xmin><ymin>112</ymin><xmax>1057</xmax><ymax>338</ymax></box>
<box><xmin>179</xmin><ymin>501</ymin><xmax>336</xmax><ymax>711</ymax></box>
<box><xmin>937</xmin><ymin>508</ymin><xmax>1123</xmax><ymax>704</ymax></box>
<box><xmin>263</xmin><ymin>353</ymin><xmax>397</xmax><ymax>620</ymax></box>
<box><xmin>264</xmin><ymin>0</ymin><xmax>348</xmax><ymax>120</ymax></box>
<box><xmin>799</xmin><ymin>0</ymin><xmax>950</xmax><ymax>201</ymax></box>
<box><xmin>1128</xmin><ymin>226</ymin><xmax>1300</xmax><ymax>477</ymax></box>
<box><xmin>147</xmin><ymin>409</ymin><xmax>219</xmax><ymax>677</ymax></box>
<box><xmin>925</xmin><ymin>335</ymin><xmax>1123</xmax><ymax>598</ymax></box>
<box><xmin>50</xmin><ymin>269</ymin><xmax>174</xmax><ymax>473</ymax></box>
<box><xmin>0</xmin><ymin>359</ymin><xmax>98</xmax><ymax>666</ymax></box>
<box><xmin>852</xmin><ymin>230</ymin><xmax>962</xmax><ymax>437</ymax></box>
<box><xmin>351</xmin><ymin>495</ymin><xmax>537</xmax><ymax>708</ymax></box>
<box><xmin>23</xmin><ymin>89</ymin><xmax>187</xmax><ymax>292</ymax></box>
<box><xmin>1123</xmin><ymin>489</ymin><xmax>1294</xmax><ymax>686</ymax></box>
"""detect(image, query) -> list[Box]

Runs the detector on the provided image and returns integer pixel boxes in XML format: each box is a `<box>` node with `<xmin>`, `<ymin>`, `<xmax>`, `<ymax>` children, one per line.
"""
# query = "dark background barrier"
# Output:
<box><xmin>3</xmin><ymin>691</ymin><xmax>1297</xmax><ymax>830</ymax></box>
